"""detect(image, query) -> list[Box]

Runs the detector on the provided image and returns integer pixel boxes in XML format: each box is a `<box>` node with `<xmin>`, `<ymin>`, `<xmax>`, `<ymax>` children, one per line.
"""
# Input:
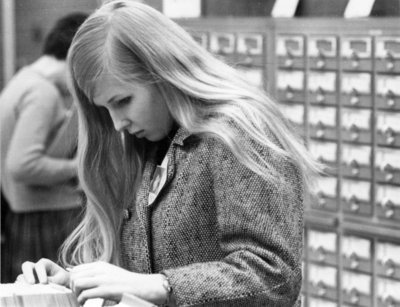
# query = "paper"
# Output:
<box><xmin>308</xmin><ymin>230</ymin><xmax>337</xmax><ymax>252</ymax></box>
<box><xmin>308</xmin><ymin>72</ymin><xmax>336</xmax><ymax>92</ymax></box>
<box><xmin>308</xmin><ymin>36</ymin><xmax>337</xmax><ymax>57</ymax></box>
<box><xmin>341</xmin><ymin>37</ymin><xmax>372</xmax><ymax>58</ymax></box>
<box><xmin>309</xmin><ymin>264</ymin><xmax>337</xmax><ymax>287</ymax></box>
<box><xmin>341</xmin><ymin>179</ymin><xmax>370</xmax><ymax>200</ymax></box>
<box><xmin>271</xmin><ymin>0</ymin><xmax>300</xmax><ymax>18</ymax></box>
<box><xmin>344</xmin><ymin>0</ymin><xmax>375</xmax><ymax>18</ymax></box>
<box><xmin>237</xmin><ymin>34</ymin><xmax>263</xmax><ymax>55</ymax></box>
<box><xmin>341</xmin><ymin>109</ymin><xmax>371</xmax><ymax>129</ymax></box>
<box><xmin>376</xmin><ymin>75</ymin><xmax>400</xmax><ymax>95</ymax></box>
<box><xmin>342</xmin><ymin>236</ymin><xmax>371</xmax><ymax>258</ymax></box>
<box><xmin>376</xmin><ymin>147</ymin><xmax>400</xmax><ymax>168</ymax></box>
<box><xmin>83</xmin><ymin>298</ymin><xmax>104</xmax><ymax>307</ymax></box>
<box><xmin>341</xmin><ymin>73</ymin><xmax>371</xmax><ymax>94</ymax></box>
<box><xmin>377</xmin><ymin>112</ymin><xmax>400</xmax><ymax>131</ymax></box>
<box><xmin>277</xmin><ymin>71</ymin><xmax>304</xmax><ymax>90</ymax></box>
<box><xmin>209</xmin><ymin>33</ymin><xmax>235</xmax><ymax>54</ymax></box>
<box><xmin>375</xmin><ymin>37</ymin><xmax>400</xmax><ymax>58</ymax></box>
<box><xmin>315</xmin><ymin>176</ymin><xmax>337</xmax><ymax>196</ymax></box>
<box><xmin>116</xmin><ymin>293</ymin><xmax>157</xmax><ymax>307</ymax></box>
<box><xmin>276</xmin><ymin>35</ymin><xmax>304</xmax><ymax>56</ymax></box>
<box><xmin>0</xmin><ymin>283</ymin><xmax>79</xmax><ymax>307</ymax></box>
<box><xmin>342</xmin><ymin>271</ymin><xmax>371</xmax><ymax>293</ymax></box>
<box><xmin>163</xmin><ymin>0</ymin><xmax>201</xmax><ymax>18</ymax></box>
<box><xmin>309</xmin><ymin>141</ymin><xmax>337</xmax><ymax>162</ymax></box>
<box><xmin>308</xmin><ymin>106</ymin><xmax>336</xmax><ymax>126</ymax></box>
<box><xmin>377</xmin><ymin>278</ymin><xmax>400</xmax><ymax>300</ymax></box>
<box><xmin>377</xmin><ymin>242</ymin><xmax>400</xmax><ymax>263</ymax></box>
<box><xmin>376</xmin><ymin>184</ymin><xmax>400</xmax><ymax>206</ymax></box>
<box><xmin>341</xmin><ymin>144</ymin><xmax>371</xmax><ymax>164</ymax></box>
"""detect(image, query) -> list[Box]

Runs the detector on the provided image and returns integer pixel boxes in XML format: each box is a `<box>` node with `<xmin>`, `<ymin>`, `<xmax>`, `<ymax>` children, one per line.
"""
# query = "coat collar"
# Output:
<box><xmin>171</xmin><ymin>126</ymin><xmax>192</xmax><ymax>147</ymax></box>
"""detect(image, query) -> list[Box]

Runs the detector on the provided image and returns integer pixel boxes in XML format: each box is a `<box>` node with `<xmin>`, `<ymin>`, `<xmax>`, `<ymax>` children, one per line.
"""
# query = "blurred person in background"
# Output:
<box><xmin>0</xmin><ymin>12</ymin><xmax>88</xmax><ymax>283</ymax></box>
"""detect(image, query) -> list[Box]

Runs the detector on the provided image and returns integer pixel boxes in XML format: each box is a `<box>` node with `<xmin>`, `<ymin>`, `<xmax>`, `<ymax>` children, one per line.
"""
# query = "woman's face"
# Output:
<box><xmin>93</xmin><ymin>74</ymin><xmax>174</xmax><ymax>142</ymax></box>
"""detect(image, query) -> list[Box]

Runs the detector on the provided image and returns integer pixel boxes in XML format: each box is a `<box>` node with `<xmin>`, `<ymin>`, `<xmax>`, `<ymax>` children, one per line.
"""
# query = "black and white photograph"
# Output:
<box><xmin>1</xmin><ymin>0</ymin><xmax>400</xmax><ymax>306</ymax></box>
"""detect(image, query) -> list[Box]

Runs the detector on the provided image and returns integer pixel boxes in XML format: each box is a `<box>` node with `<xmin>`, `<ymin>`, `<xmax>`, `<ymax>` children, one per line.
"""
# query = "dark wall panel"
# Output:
<box><xmin>371</xmin><ymin>0</ymin><xmax>400</xmax><ymax>16</ymax></box>
<box><xmin>0</xmin><ymin>3</ymin><xmax>4</xmax><ymax>90</ymax></box>
<box><xmin>202</xmin><ymin>0</ymin><xmax>275</xmax><ymax>16</ymax></box>
<box><xmin>295</xmin><ymin>0</ymin><xmax>348</xmax><ymax>16</ymax></box>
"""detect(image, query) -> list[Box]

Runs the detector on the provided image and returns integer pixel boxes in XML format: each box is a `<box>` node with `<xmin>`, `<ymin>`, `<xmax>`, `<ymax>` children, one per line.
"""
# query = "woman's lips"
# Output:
<box><xmin>134</xmin><ymin>130</ymin><xmax>145</xmax><ymax>138</ymax></box>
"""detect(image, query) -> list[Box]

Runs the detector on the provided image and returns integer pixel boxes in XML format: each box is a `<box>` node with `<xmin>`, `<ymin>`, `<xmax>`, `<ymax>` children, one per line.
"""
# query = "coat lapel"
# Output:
<box><xmin>134</xmin><ymin>127</ymin><xmax>192</xmax><ymax>272</ymax></box>
<box><xmin>134</xmin><ymin>148</ymin><xmax>156</xmax><ymax>273</ymax></box>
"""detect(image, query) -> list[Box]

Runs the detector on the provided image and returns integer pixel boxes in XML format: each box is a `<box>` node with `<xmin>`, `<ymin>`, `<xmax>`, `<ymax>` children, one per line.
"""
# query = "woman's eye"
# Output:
<box><xmin>115</xmin><ymin>96</ymin><xmax>132</xmax><ymax>107</ymax></box>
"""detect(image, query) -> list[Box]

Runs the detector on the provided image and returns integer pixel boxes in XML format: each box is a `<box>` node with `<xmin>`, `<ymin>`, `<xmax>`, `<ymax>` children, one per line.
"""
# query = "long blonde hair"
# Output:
<box><xmin>61</xmin><ymin>0</ymin><xmax>322</xmax><ymax>266</ymax></box>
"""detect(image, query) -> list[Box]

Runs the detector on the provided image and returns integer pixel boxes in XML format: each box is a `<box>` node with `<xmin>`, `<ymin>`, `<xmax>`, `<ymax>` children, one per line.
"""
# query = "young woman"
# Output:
<box><xmin>19</xmin><ymin>1</ymin><xmax>322</xmax><ymax>306</ymax></box>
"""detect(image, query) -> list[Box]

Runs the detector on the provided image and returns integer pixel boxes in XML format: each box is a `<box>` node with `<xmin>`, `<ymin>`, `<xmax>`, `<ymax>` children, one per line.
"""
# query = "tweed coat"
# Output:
<box><xmin>120</xmin><ymin>125</ymin><xmax>304</xmax><ymax>307</ymax></box>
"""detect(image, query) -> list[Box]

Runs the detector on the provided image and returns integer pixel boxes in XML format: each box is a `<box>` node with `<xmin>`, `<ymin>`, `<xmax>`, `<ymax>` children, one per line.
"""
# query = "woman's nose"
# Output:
<box><xmin>108</xmin><ymin>109</ymin><xmax>131</xmax><ymax>132</ymax></box>
<box><xmin>114</xmin><ymin>119</ymin><xmax>131</xmax><ymax>132</ymax></box>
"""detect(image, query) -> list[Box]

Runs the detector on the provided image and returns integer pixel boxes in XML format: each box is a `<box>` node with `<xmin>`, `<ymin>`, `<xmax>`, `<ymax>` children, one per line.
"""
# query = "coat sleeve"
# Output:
<box><xmin>5</xmin><ymin>85</ymin><xmax>77</xmax><ymax>186</ymax></box>
<box><xmin>162</xmin><ymin>137</ymin><xmax>304</xmax><ymax>307</ymax></box>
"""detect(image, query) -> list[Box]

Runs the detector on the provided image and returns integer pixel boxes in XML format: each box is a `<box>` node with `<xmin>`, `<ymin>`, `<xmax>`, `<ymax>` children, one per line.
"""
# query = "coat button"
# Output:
<box><xmin>123</xmin><ymin>209</ymin><xmax>131</xmax><ymax>220</ymax></box>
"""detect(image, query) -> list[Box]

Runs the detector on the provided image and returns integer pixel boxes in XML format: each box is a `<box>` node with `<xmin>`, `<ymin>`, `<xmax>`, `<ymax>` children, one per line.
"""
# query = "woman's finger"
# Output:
<box><xmin>15</xmin><ymin>274</ymin><xmax>29</xmax><ymax>284</ymax></box>
<box><xmin>70</xmin><ymin>276</ymin><xmax>99</xmax><ymax>298</ymax></box>
<box><xmin>21</xmin><ymin>261</ymin><xmax>36</xmax><ymax>284</ymax></box>
<box><xmin>69</xmin><ymin>270</ymin><xmax>96</xmax><ymax>289</ymax></box>
<box><xmin>33</xmin><ymin>261</ymin><xmax>49</xmax><ymax>284</ymax></box>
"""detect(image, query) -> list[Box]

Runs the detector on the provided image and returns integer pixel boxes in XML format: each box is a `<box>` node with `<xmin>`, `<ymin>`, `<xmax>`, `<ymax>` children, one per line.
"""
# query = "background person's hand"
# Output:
<box><xmin>20</xmin><ymin>258</ymin><xmax>70</xmax><ymax>287</ymax></box>
<box><xmin>68</xmin><ymin>261</ymin><xmax>167</xmax><ymax>305</ymax></box>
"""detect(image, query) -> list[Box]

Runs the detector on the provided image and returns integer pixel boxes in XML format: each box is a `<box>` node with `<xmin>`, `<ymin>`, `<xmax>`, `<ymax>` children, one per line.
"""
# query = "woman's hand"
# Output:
<box><xmin>69</xmin><ymin>261</ymin><xmax>168</xmax><ymax>305</ymax></box>
<box><xmin>17</xmin><ymin>258</ymin><xmax>70</xmax><ymax>287</ymax></box>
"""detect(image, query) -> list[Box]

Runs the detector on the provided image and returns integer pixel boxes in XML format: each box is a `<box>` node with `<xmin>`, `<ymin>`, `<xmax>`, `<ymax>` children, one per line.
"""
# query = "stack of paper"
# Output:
<box><xmin>0</xmin><ymin>283</ymin><xmax>79</xmax><ymax>307</ymax></box>
<box><xmin>0</xmin><ymin>283</ymin><xmax>157</xmax><ymax>307</ymax></box>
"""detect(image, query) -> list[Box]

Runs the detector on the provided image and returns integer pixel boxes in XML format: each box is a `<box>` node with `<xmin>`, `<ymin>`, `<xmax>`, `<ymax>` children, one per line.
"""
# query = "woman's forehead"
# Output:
<box><xmin>79</xmin><ymin>72</ymin><xmax>116</xmax><ymax>100</ymax></box>
<box><xmin>94</xmin><ymin>73</ymin><xmax>134</xmax><ymax>91</ymax></box>
<box><xmin>92</xmin><ymin>74</ymin><xmax>139</xmax><ymax>103</ymax></box>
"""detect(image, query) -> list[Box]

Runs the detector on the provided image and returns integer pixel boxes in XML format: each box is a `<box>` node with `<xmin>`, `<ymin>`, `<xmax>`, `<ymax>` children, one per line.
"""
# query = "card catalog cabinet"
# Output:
<box><xmin>177</xmin><ymin>17</ymin><xmax>400</xmax><ymax>307</ymax></box>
